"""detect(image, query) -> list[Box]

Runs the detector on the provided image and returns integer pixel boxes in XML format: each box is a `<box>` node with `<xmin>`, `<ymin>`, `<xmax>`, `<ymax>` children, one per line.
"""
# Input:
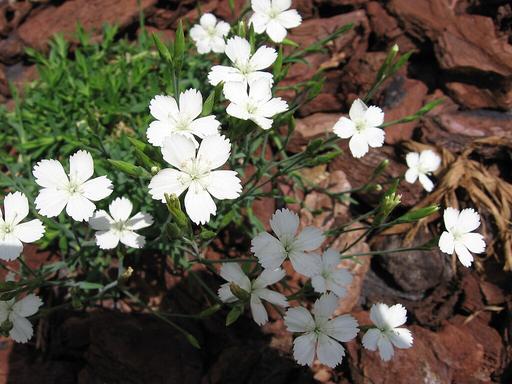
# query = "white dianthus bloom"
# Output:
<box><xmin>332</xmin><ymin>99</ymin><xmax>385</xmax><ymax>158</ymax></box>
<box><xmin>190</xmin><ymin>13</ymin><xmax>230</xmax><ymax>54</ymax></box>
<box><xmin>146</xmin><ymin>89</ymin><xmax>221</xmax><ymax>147</ymax></box>
<box><xmin>148</xmin><ymin>134</ymin><xmax>242</xmax><ymax>225</ymax></box>
<box><xmin>438</xmin><ymin>207</ymin><xmax>486</xmax><ymax>267</ymax></box>
<box><xmin>208</xmin><ymin>36</ymin><xmax>277</xmax><ymax>87</ymax></box>
<box><xmin>0</xmin><ymin>192</ymin><xmax>45</xmax><ymax>261</ymax></box>
<box><xmin>218</xmin><ymin>263</ymin><xmax>288</xmax><ymax>325</ymax></box>
<box><xmin>362</xmin><ymin>303</ymin><xmax>413</xmax><ymax>361</ymax></box>
<box><xmin>249</xmin><ymin>0</ymin><xmax>302</xmax><ymax>43</ymax></box>
<box><xmin>89</xmin><ymin>197</ymin><xmax>153</xmax><ymax>249</ymax></box>
<box><xmin>33</xmin><ymin>150</ymin><xmax>113</xmax><ymax>222</ymax></box>
<box><xmin>405</xmin><ymin>150</ymin><xmax>441</xmax><ymax>192</ymax></box>
<box><xmin>284</xmin><ymin>293</ymin><xmax>359</xmax><ymax>368</ymax></box>
<box><xmin>311</xmin><ymin>248</ymin><xmax>352</xmax><ymax>298</ymax></box>
<box><xmin>224</xmin><ymin>79</ymin><xmax>288</xmax><ymax>130</ymax></box>
<box><xmin>0</xmin><ymin>293</ymin><xmax>43</xmax><ymax>343</ymax></box>
<box><xmin>251</xmin><ymin>208</ymin><xmax>324</xmax><ymax>276</ymax></box>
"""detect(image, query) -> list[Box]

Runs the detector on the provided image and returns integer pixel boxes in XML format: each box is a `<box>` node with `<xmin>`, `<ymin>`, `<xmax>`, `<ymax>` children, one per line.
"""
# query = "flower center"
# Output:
<box><xmin>112</xmin><ymin>221</ymin><xmax>127</xmax><ymax>233</ymax></box>
<box><xmin>0</xmin><ymin>223</ymin><xmax>14</xmax><ymax>238</ymax></box>
<box><xmin>268</xmin><ymin>8</ymin><xmax>280</xmax><ymax>19</ymax></box>
<box><xmin>66</xmin><ymin>181</ymin><xmax>82</xmax><ymax>195</ymax></box>
<box><xmin>206</xmin><ymin>26</ymin><xmax>217</xmax><ymax>36</ymax></box>
<box><xmin>355</xmin><ymin>119</ymin><xmax>366</xmax><ymax>133</ymax></box>
<box><xmin>182</xmin><ymin>159</ymin><xmax>211</xmax><ymax>184</ymax></box>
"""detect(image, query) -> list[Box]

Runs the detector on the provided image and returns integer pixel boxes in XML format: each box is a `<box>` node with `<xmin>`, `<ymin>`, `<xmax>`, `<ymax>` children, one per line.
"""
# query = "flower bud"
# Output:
<box><xmin>397</xmin><ymin>205</ymin><xmax>439</xmax><ymax>223</ymax></box>
<box><xmin>229</xmin><ymin>283</ymin><xmax>251</xmax><ymax>301</ymax></box>
<box><xmin>0</xmin><ymin>319</ymin><xmax>13</xmax><ymax>334</ymax></box>
<box><xmin>164</xmin><ymin>193</ymin><xmax>189</xmax><ymax>229</ymax></box>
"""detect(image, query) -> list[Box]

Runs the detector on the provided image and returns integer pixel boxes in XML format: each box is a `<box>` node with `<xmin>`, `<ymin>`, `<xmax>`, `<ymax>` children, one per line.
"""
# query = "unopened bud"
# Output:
<box><xmin>0</xmin><ymin>319</ymin><xmax>13</xmax><ymax>334</ymax></box>
<box><xmin>118</xmin><ymin>266</ymin><xmax>134</xmax><ymax>286</ymax></box>
<box><xmin>165</xmin><ymin>193</ymin><xmax>189</xmax><ymax>229</ymax></box>
<box><xmin>150</xmin><ymin>166</ymin><xmax>160</xmax><ymax>175</ymax></box>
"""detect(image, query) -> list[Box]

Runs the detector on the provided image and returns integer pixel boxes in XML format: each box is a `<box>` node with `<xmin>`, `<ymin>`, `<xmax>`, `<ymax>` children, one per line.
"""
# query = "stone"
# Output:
<box><xmin>446</xmin><ymin>82</ymin><xmax>511</xmax><ymax>110</ymax></box>
<box><xmin>18</xmin><ymin>0</ymin><xmax>158</xmax><ymax>52</ymax></box>
<box><xmin>0</xmin><ymin>1</ymin><xmax>32</xmax><ymax>37</ymax></box>
<box><xmin>0</xmin><ymin>36</ymin><xmax>25</xmax><ymax>65</ymax></box>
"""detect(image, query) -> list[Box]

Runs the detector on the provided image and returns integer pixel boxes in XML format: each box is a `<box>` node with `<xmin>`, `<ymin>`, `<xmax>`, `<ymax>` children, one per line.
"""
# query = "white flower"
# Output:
<box><xmin>362</xmin><ymin>303</ymin><xmax>413</xmax><ymax>361</ymax></box>
<box><xmin>438</xmin><ymin>207</ymin><xmax>486</xmax><ymax>267</ymax></box>
<box><xmin>284</xmin><ymin>293</ymin><xmax>359</xmax><ymax>368</ymax></box>
<box><xmin>208</xmin><ymin>36</ymin><xmax>277</xmax><ymax>87</ymax></box>
<box><xmin>251</xmin><ymin>208</ymin><xmax>324</xmax><ymax>276</ymax></box>
<box><xmin>0</xmin><ymin>192</ymin><xmax>45</xmax><ymax>261</ymax></box>
<box><xmin>333</xmin><ymin>98</ymin><xmax>385</xmax><ymax>158</ymax></box>
<box><xmin>218</xmin><ymin>263</ymin><xmax>288</xmax><ymax>325</ymax></box>
<box><xmin>89</xmin><ymin>197</ymin><xmax>153</xmax><ymax>249</ymax></box>
<box><xmin>148</xmin><ymin>134</ymin><xmax>242</xmax><ymax>225</ymax></box>
<box><xmin>146</xmin><ymin>89</ymin><xmax>221</xmax><ymax>147</ymax></box>
<box><xmin>249</xmin><ymin>0</ymin><xmax>302</xmax><ymax>43</ymax></box>
<box><xmin>405</xmin><ymin>150</ymin><xmax>441</xmax><ymax>192</ymax></box>
<box><xmin>190</xmin><ymin>13</ymin><xmax>230</xmax><ymax>54</ymax></box>
<box><xmin>224</xmin><ymin>79</ymin><xmax>288</xmax><ymax>130</ymax></box>
<box><xmin>33</xmin><ymin>150</ymin><xmax>113</xmax><ymax>222</ymax></box>
<box><xmin>311</xmin><ymin>248</ymin><xmax>352</xmax><ymax>298</ymax></box>
<box><xmin>0</xmin><ymin>293</ymin><xmax>43</xmax><ymax>343</ymax></box>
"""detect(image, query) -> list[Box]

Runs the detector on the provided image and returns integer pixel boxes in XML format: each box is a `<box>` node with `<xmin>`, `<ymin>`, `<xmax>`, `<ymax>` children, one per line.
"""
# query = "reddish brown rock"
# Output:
<box><xmin>140</xmin><ymin>26</ymin><xmax>175</xmax><ymax>44</ymax></box>
<box><xmin>446</xmin><ymin>82</ymin><xmax>511</xmax><ymax>110</ymax></box>
<box><xmin>0</xmin><ymin>63</ymin><xmax>8</xmax><ymax>97</ymax></box>
<box><xmin>0</xmin><ymin>36</ymin><xmax>25</xmax><ymax>65</ymax></box>
<box><xmin>0</xmin><ymin>1</ymin><xmax>32</xmax><ymax>37</ymax></box>
<box><xmin>288</xmin><ymin>113</ymin><xmax>339</xmax><ymax>153</ymax></box>
<box><xmin>18</xmin><ymin>0</ymin><xmax>158</xmax><ymax>52</ymax></box>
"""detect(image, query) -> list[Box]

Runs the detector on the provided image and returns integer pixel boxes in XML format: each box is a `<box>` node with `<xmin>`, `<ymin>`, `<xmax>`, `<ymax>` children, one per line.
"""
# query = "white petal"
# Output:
<box><xmin>127</xmin><ymin>212</ymin><xmax>154</xmax><ymax>230</ymax></box>
<box><xmin>184</xmin><ymin>182</ymin><xmax>217</xmax><ymax>225</ymax></box>
<box><xmin>270</xmin><ymin>208</ymin><xmax>299</xmax><ymax>240</ymax></box>
<box><xmin>197</xmin><ymin>135</ymin><xmax>232</xmax><ymax>170</ymax></box>
<box><xmin>179</xmin><ymin>88</ymin><xmax>203</xmax><ymax>120</ymax></box>
<box><xmin>13</xmin><ymin>219</ymin><xmax>45</xmax><ymax>243</ymax></box>
<box><xmin>364</xmin><ymin>127</ymin><xmax>385</xmax><ymax>148</ymax></box>
<box><xmin>0</xmin><ymin>235</ymin><xmax>23</xmax><ymax>261</ymax></box>
<box><xmin>66</xmin><ymin>195</ymin><xmax>96</xmax><ymax>222</ymax></box>
<box><xmin>206</xmin><ymin>170</ymin><xmax>242</xmax><ymax>200</ymax></box>
<box><xmin>251</xmin><ymin>232</ymin><xmax>286</xmax><ymax>270</ymax></box>
<box><xmin>148</xmin><ymin>168</ymin><xmax>190</xmax><ymax>202</ymax></box>
<box><xmin>147</xmin><ymin>120</ymin><xmax>174</xmax><ymax>147</ymax></box>
<box><xmin>120</xmin><ymin>230</ymin><xmax>145</xmax><ymax>248</ymax></box>
<box><xmin>255</xmin><ymin>288</ymin><xmax>288</xmax><ymax>307</ymax></box>
<box><xmin>247</xmin><ymin>70</ymin><xmax>274</xmax><ymax>85</ymax></box>
<box><xmin>225</xmin><ymin>36</ymin><xmax>251</xmax><ymax>64</ymax></box>
<box><xmin>293</xmin><ymin>333</ymin><xmax>317</xmax><ymax>367</ymax></box>
<box><xmin>404</xmin><ymin>168</ymin><xmax>419</xmax><ymax>184</ymax></box>
<box><xmin>12</xmin><ymin>294</ymin><xmax>42</xmax><ymax>317</ymax></box>
<box><xmin>284</xmin><ymin>307</ymin><xmax>315</xmax><ymax>333</ymax></box>
<box><xmin>322</xmin><ymin>248</ymin><xmax>341</xmax><ymax>269</ymax></box>
<box><xmin>258</xmin><ymin>98</ymin><xmax>288</xmax><ymax>118</ymax></box>
<box><xmin>253</xmin><ymin>267</ymin><xmax>285</xmax><ymax>288</ymax></box>
<box><xmin>32</xmin><ymin>159</ymin><xmax>68</xmax><ymax>189</ymax></box>
<box><xmin>438</xmin><ymin>231</ymin><xmax>455</xmax><ymax>254</ymax></box>
<box><xmin>272</xmin><ymin>0</ymin><xmax>291</xmax><ymax>11</ymax></box>
<box><xmin>266</xmin><ymin>20</ymin><xmax>288</xmax><ymax>43</ymax></box>
<box><xmin>249</xmin><ymin>12</ymin><xmax>270</xmax><ymax>33</ymax></box>
<box><xmin>248</xmin><ymin>78</ymin><xmax>272</xmax><ymax>102</ymax></box>
<box><xmin>349</xmin><ymin>99</ymin><xmax>367</xmax><ymax>121</ymax></box>
<box><xmin>219</xmin><ymin>263</ymin><xmax>251</xmax><ymax>291</ymax></box>
<box><xmin>109</xmin><ymin>197</ymin><xmax>133</xmax><ymax>222</ymax></box>
<box><xmin>277</xmin><ymin>9</ymin><xmax>302</xmax><ymax>28</ymax></box>
<box><xmin>249</xmin><ymin>45</ymin><xmax>277</xmax><ymax>70</ymax></box>
<box><xmin>218</xmin><ymin>283</ymin><xmax>237</xmax><ymax>303</ymax></box>
<box><xmin>461</xmin><ymin>233</ymin><xmax>486</xmax><ymax>254</ymax></box>
<box><xmin>208</xmin><ymin>65</ymin><xmax>244</xmax><ymax>86</ymax></box>
<box><xmin>215</xmin><ymin>21</ymin><xmax>230</xmax><ymax>37</ymax></box>
<box><xmin>405</xmin><ymin>152</ymin><xmax>420</xmax><ymax>168</ymax></box>
<box><xmin>189</xmin><ymin>115</ymin><xmax>221</xmax><ymax>138</ymax></box>
<box><xmin>150</xmin><ymin>95</ymin><xmax>179</xmax><ymax>121</ymax></box>
<box><xmin>69</xmin><ymin>150</ymin><xmax>94</xmax><ymax>184</ymax></box>
<box><xmin>349</xmin><ymin>133</ymin><xmax>369</xmax><ymax>158</ymax></box>
<box><xmin>3</xmin><ymin>192</ymin><xmax>29</xmax><ymax>226</ymax></box>
<box><xmin>377</xmin><ymin>335</ymin><xmax>395</xmax><ymax>361</ymax></box>
<box><xmin>454</xmin><ymin>242</ymin><xmax>474</xmax><ymax>267</ymax></box>
<box><xmin>227</xmin><ymin>103</ymin><xmax>251</xmax><ymax>120</ymax></box>
<box><xmin>323</xmin><ymin>315</ymin><xmax>359</xmax><ymax>342</ymax></box>
<box><xmin>362</xmin><ymin>328</ymin><xmax>381</xmax><ymax>351</ymax></box>
<box><xmin>289</xmin><ymin>251</ymin><xmax>321</xmax><ymax>277</ymax></box>
<box><xmin>418</xmin><ymin>173</ymin><xmax>434</xmax><ymax>192</ymax></box>
<box><xmin>369</xmin><ymin>303</ymin><xmax>388</xmax><ymax>329</ymax></box>
<box><xmin>81</xmin><ymin>176</ymin><xmax>113</xmax><ymax>201</ymax></box>
<box><xmin>223</xmin><ymin>81</ymin><xmax>249</xmax><ymax>103</ymax></box>
<box><xmin>95</xmin><ymin>230</ymin><xmax>120</xmax><ymax>249</ymax></box>
<box><xmin>190</xmin><ymin>25</ymin><xmax>207</xmax><ymax>43</ymax></box>
<box><xmin>385</xmin><ymin>303</ymin><xmax>408</xmax><ymax>328</ymax></box>
<box><xmin>316</xmin><ymin>333</ymin><xmax>345</xmax><ymax>368</ymax></box>
<box><xmin>252</xmin><ymin>116</ymin><xmax>273</xmax><ymax>130</ymax></box>
<box><xmin>34</xmin><ymin>188</ymin><xmax>69</xmax><ymax>218</ymax></box>
<box><xmin>161</xmin><ymin>134</ymin><xmax>197</xmax><ymax>170</ymax></box>
<box><xmin>294</xmin><ymin>226</ymin><xmax>325</xmax><ymax>251</ymax></box>
<box><xmin>313</xmin><ymin>293</ymin><xmax>338</xmax><ymax>320</ymax></box>
<box><xmin>89</xmin><ymin>210</ymin><xmax>113</xmax><ymax>231</ymax></box>
<box><xmin>457</xmin><ymin>208</ymin><xmax>481</xmax><ymax>233</ymax></box>
<box><xmin>364</xmin><ymin>105</ymin><xmax>385</xmax><ymax>127</ymax></box>
<box><xmin>333</xmin><ymin>117</ymin><xmax>356</xmax><ymax>139</ymax></box>
<box><xmin>252</xmin><ymin>0</ymin><xmax>271</xmax><ymax>13</ymax></box>
<box><xmin>419</xmin><ymin>150</ymin><xmax>441</xmax><ymax>172</ymax></box>
<box><xmin>210</xmin><ymin>37</ymin><xmax>226</xmax><ymax>54</ymax></box>
<box><xmin>250</xmin><ymin>295</ymin><xmax>269</xmax><ymax>325</ymax></box>
<box><xmin>9</xmin><ymin>313</ymin><xmax>34</xmax><ymax>343</ymax></box>
<box><xmin>199</xmin><ymin>13</ymin><xmax>217</xmax><ymax>28</ymax></box>
<box><xmin>387</xmin><ymin>328</ymin><xmax>413</xmax><ymax>349</ymax></box>
<box><xmin>443</xmin><ymin>207</ymin><xmax>459</xmax><ymax>231</ymax></box>
<box><xmin>311</xmin><ymin>275</ymin><xmax>327</xmax><ymax>294</ymax></box>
